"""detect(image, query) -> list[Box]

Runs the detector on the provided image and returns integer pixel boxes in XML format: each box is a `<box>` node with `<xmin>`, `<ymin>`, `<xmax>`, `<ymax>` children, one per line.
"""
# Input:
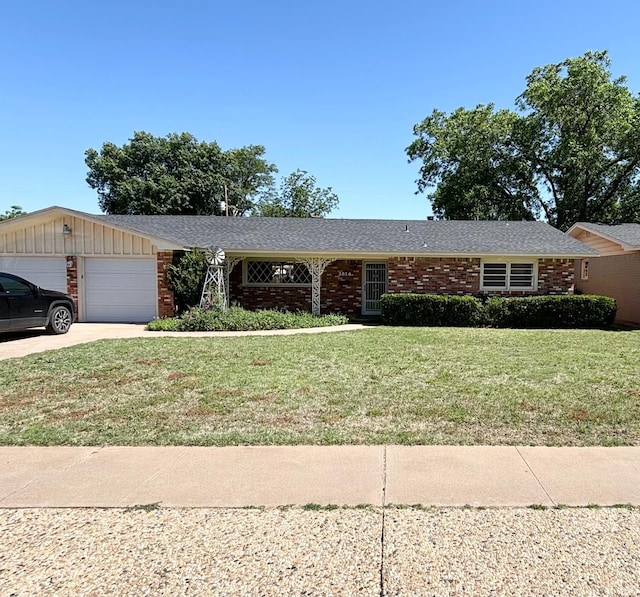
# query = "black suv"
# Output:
<box><xmin>0</xmin><ymin>272</ymin><xmax>75</xmax><ymax>334</ymax></box>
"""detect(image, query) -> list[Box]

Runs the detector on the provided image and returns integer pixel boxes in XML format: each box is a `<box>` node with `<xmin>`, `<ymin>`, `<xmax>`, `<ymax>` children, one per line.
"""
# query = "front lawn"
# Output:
<box><xmin>1</xmin><ymin>327</ymin><xmax>639</xmax><ymax>446</ymax></box>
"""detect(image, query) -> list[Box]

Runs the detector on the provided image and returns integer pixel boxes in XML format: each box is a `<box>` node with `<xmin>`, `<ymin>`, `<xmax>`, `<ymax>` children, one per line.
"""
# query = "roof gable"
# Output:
<box><xmin>568</xmin><ymin>223</ymin><xmax>640</xmax><ymax>252</ymax></box>
<box><xmin>0</xmin><ymin>206</ymin><xmax>186</xmax><ymax>251</ymax></box>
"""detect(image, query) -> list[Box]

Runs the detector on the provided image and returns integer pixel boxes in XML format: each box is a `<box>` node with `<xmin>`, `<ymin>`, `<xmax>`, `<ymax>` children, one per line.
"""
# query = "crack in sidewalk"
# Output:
<box><xmin>379</xmin><ymin>445</ymin><xmax>387</xmax><ymax>597</ymax></box>
<box><xmin>516</xmin><ymin>446</ymin><xmax>556</xmax><ymax>506</ymax></box>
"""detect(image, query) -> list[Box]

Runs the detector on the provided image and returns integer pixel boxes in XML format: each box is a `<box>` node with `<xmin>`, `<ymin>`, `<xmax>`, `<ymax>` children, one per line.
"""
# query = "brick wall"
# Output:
<box><xmin>320</xmin><ymin>260</ymin><xmax>362</xmax><ymax>316</ymax></box>
<box><xmin>388</xmin><ymin>257</ymin><xmax>481</xmax><ymax>294</ymax></box>
<box><xmin>65</xmin><ymin>255</ymin><xmax>78</xmax><ymax>317</ymax></box>
<box><xmin>537</xmin><ymin>258</ymin><xmax>575</xmax><ymax>294</ymax></box>
<box><xmin>227</xmin><ymin>256</ymin><xmax>576</xmax><ymax>317</ymax></box>
<box><xmin>387</xmin><ymin>257</ymin><xmax>575</xmax><ymax>296</ymax></box>
<box><xmin>229</xmin><ymin>259</ymin><xmax>363</xmax><ymax>316</ymax></box>
<box><xmin>156</xmin><ymin>251</ymin><xmax>175</xmax><ymax>318</ymax></box>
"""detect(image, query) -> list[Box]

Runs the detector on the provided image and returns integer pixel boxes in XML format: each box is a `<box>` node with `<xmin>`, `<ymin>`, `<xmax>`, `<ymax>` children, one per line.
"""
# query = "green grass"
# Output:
<box><xmin>1</xmin><ymin>327</ymin><xmax>639</xmax><ymax>446</ymax></box>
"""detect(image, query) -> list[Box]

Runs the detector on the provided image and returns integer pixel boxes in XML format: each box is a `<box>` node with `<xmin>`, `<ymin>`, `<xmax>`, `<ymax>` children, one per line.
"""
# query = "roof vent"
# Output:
<box><xmin>427</xmin><ymin>216</ymin><xmax>434</xmax><ymax>221</ymax></box>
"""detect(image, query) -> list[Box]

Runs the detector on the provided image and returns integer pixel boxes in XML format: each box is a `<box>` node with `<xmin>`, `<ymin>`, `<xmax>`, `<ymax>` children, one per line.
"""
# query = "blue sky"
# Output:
<box><xmin>1</xmin><ymin>0</ymin><xmax>639</xmax><ymax>219</ymax></box>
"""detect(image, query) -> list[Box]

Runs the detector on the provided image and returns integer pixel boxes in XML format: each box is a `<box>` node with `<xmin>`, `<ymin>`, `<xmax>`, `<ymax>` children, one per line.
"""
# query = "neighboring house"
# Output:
<box><xmin>568</xmin><ymin>223</ymin><xmax>640</xmax><ymax>326</ymax></box>
<box><xmin>0</xmin><ymin>206</ymin><xmax>595</xmax><ymax>322</ymax></box>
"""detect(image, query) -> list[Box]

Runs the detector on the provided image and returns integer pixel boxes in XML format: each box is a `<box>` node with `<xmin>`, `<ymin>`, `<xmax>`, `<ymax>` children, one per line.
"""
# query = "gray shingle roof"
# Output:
<box><xmin>574</xmin><ymin>222</ymin><xmax>640</xmax><ymax>249</ymax></box>
<box><xmin>95</xmin><ymin>214</ymin><xmax>596</xmax><ymax>257</ymax></box>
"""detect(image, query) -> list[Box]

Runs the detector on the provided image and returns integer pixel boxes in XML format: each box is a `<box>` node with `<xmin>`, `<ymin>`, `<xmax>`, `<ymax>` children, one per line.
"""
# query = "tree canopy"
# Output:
<box><xmin>407</xmin><ymin>51</ymin><xmax>640</xmax><ymax>230</ymax></box>
<box><xmin>252</xmin><ymin>170</ymin><xmax>339</xmax><ymax>217</ymax></box>
<box><xmin>0</xmin><ymin>205</ymin><xmax>25</xmax><ymax>221</ymax></box>
<box><xmin>85</xmin><ymin>132</ymin><xmax>277</xmax><ymax>215</ymax></box>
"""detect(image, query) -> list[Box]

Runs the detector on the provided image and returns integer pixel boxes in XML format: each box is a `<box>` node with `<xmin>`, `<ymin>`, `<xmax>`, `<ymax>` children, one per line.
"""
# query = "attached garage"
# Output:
<box><xmin>0</xmin><ymin>207</ymin><xmax>181</xmax><ymax>323</ymax></box>
<box><xmin>84</xmin><ymin>258</ymin><xmax>158</xmax><ymax>322</ymax></box>
<box><xmin>0</xmin><ymin>256</ymin><xmax>67</xmax><ymax>293</ymax></box>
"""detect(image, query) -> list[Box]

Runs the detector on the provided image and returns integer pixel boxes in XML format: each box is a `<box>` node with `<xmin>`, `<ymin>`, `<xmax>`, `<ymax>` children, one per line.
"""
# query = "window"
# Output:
<box><xmin>245</xmin><ymin>261</ymin><xmax>312</xmax><ymax>285</ymax></box>
<box><xmin>0</xmin><ymin>274</ymin><xmax>32</xmax><ymax>294</ymax></box>
<box><xmin>481</xmin><ymin>261</ymin><xmax>535</xmax><ymax>291</ymax></box>
<box><xmin>581</xmin><ymin>259</ymin><xmax>589</xmax><ymax>281</ymax></box>
<box><xmin>482</xmin><ymin>263</ymin><xmax>508</xmax><ymax>288</ymax></box>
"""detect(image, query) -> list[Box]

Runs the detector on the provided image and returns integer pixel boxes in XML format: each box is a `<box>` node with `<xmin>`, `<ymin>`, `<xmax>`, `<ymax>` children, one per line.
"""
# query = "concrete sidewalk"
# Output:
<box><xmin>1</xmin><ymin>445</ymin><xmax>639</xmax><ymax>508</ymax></box>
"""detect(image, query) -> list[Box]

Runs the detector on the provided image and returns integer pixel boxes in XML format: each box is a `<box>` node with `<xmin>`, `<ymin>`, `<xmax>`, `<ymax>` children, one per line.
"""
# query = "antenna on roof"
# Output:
<box><xmin>220</xmin><ymin>185</ymin><xmax>239</xmax><ymax>217</ymax></box>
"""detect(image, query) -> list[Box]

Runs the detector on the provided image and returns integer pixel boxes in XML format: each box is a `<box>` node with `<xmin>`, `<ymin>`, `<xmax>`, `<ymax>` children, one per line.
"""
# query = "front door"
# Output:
<box><xmin>362</xmin><ymin>262</ymin><xmax>387</xmax><ymax>315</ymax></box>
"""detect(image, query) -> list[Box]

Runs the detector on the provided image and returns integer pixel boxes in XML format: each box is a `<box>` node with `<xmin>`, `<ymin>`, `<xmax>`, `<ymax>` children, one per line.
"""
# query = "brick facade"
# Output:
<box><xmin>388</xmin><ymin>257</ymin><xmax>481</xmax><ymax>294</ymax></box>
<box><xmin>537</xmin><ymin>258</ymin><xmax>575</xmax><ymax>294</ymax></box>
<box><xmin>321</xmin><ymin>260</ymin><xmax>362</xmax><ymax>316</ymax></box>
<box><xmin>227</xmin><ymin>256</ymin><xmax>575</xmax><ymax>318</ymax></box>
<box><xmin>156</xmin><ymin>251</ymin><xmax>176</xmax><ymax>318</ymax></box>
<box><xmin>388</xmin><ymin>257</ymin><xmax>574</xmax><ymax>297</ymax></box>
<box><xmin>65</xmin><ymin>255</ymin><xmax>79</xmax><ymax>317</ymax></box>
<box><xmin>229</xmin><ymin>259</ymin><xmax>363</xmax><ymax>316</ymax></box>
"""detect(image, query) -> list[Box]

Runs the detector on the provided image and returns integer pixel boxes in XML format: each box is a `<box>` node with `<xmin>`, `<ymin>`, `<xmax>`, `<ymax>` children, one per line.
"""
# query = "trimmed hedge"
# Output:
<box><xmin>484</xmin><ymin>295</ymin><xmax>617</xmax><ymax>329</ymax></box>
<box><xmin>146</xmin><ymin>307</ymin><xmax>349</xmax><ymax>332</ymax></box>
<box><xmin>380</xmin><ymin>293</ymin><xmax>484</xmax><ymax>327</ymax></box>
<box><xmin>380</xmin><ymin>293</ymin><xmax>616</xmax><ymax>329</ymax></box>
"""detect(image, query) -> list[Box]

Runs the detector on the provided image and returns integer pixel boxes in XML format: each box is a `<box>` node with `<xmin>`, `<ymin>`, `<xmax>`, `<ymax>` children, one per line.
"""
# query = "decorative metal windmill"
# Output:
<box><xmin>199</xmin><ymin>246</ymin><xmax>226</xmax><ymax>310</ymax></box>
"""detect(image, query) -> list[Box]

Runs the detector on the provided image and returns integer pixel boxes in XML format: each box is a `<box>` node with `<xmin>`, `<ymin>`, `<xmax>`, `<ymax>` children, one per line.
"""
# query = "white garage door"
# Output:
<box><xmin>84</xmin><ymin>258</ymin><xmax>157</xmax><ymax>322</ymax></box>
<box><xmin>0</xmin><ymin>257</ymin><xmax>67</xmax><ymax>292</ymax></box>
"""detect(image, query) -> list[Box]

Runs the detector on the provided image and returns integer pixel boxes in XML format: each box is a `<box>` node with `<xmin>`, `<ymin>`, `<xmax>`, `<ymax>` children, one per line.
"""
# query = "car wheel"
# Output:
<box><xmin>46</xmin><ymin>305</ymin><xmax>73</xmax><ymax>335</ymax></box>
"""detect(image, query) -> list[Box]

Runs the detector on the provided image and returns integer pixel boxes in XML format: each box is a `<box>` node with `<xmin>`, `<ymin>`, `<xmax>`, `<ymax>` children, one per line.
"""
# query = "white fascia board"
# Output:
<box><xmin>223</xmin><ymin>249</ymin><xmax>594</xmax><ymax>260</ymax></box>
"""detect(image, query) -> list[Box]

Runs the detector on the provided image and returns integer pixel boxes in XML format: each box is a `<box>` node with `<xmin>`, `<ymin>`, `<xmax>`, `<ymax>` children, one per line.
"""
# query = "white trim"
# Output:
<box><xmin>480</xmin><ymin>259</ymin><xmax>538</xmax><ymax>291</ymax></box>
<box><xmin>228</xmin><ymin>249</ymin><xmax>591</xmax><ymax>259</ymax></box>
<box><xmin>77</xmin><ymin>256</ymin><xmax>86</xmax><ymax>322</ymax></box>
<box><xmin>580</xmin><ymin>259</ymin><xmax>589</xmax><ymax>281</ymax></box>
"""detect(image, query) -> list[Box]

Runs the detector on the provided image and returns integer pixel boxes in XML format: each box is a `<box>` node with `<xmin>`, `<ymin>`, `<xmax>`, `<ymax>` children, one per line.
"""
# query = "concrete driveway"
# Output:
<box><xmin>0</xmin><ymin>322</ymin><xmax>367</xmax><ymax>360</ymax></box>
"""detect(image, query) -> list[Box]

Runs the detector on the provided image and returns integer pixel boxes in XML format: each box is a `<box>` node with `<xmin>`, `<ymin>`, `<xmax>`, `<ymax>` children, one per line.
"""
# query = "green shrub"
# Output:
<box><xmin>484</xmin><ymin>295</ymin><xmax>616</xmax><ymax>329</ymax></box>
<box><xmin>147</xmin><ymin>307</ymin><xmax>349</xmax><ymax>332</ymax></box>
<box><xmin>379</xmin><ymin>292</ymin><xmax>616</xmax><ymax>329</ymax></box>
<box><xmin>165</xmin><ymin>250</ymin><xmax>208</xmax><ymax>313</ymax></box>
<box><xmin>380</xmin><ymin>293</ymin><xmax>484</xmax><ymax>327</ymax></box>
<box><xmin>146</xmin><ymin>317</ymin><xmax>181</xmax><ymax>331</ymax></box>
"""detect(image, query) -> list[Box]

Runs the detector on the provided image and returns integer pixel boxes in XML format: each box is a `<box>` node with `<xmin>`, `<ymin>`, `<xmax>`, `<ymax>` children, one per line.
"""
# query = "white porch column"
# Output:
<box><xmin>223</xmin><ymin>257</ymin><xmax>243</xmax><ymax>308</ymax></box>
<box><xmin>299</xmin><ymin>258</ymin><xmax>334</xmax><ymax>316</ymax></box>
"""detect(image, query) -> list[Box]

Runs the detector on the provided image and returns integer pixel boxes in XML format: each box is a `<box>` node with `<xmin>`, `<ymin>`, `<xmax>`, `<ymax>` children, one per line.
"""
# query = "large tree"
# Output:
<box><xmin>0</xmin><ymin>205</ymin><xmax>25</xmax><ymax>221</ymax></box>
<box><xmin>253</xmin><ymin>169</ymin><xmax>339</xmax><ymax>217</ymax></box>
<box><xmin>85</xmin><ymin>132</ymin><xmax>277</xmax><ymax>215</ymax></box>
<box><xmin>407</xmin><ymin>51</ymin><xmax>640</xmax><ymax>230</ymax></box>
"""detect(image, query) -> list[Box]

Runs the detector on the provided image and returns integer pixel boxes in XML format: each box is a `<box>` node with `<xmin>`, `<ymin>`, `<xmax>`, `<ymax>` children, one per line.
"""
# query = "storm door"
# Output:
<box><xmin>362</xmin><ymin>262</ymin><xmax>387</xmax><ymax>314</ymax></box>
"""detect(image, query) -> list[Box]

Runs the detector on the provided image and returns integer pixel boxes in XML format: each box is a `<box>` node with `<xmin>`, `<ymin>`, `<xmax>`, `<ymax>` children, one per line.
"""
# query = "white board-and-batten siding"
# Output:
<box><xmin>0</xmin><ymin>216</ymin><xmax>155</xmax><ymax>256</ymax></box>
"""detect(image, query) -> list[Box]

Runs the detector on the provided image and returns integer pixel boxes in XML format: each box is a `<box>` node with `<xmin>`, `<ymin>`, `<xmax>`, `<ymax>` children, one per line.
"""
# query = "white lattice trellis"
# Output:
<box><xmin>298</xmin><ymin>258</ymin><xmax>335</xmax><ymax>315</ymax></box>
